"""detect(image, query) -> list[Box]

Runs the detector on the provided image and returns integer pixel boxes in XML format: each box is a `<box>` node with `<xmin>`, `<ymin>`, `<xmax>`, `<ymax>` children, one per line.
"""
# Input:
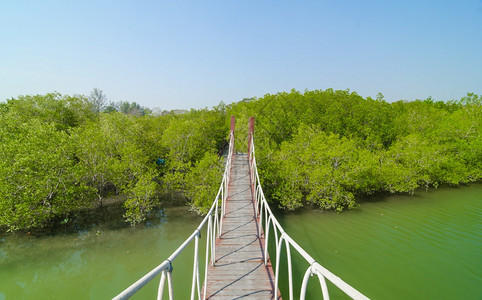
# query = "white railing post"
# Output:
<box><xmin>158</xmin><ymin>270</ymin><xmax>166</xmax><ymax>300</ymax></box>
<box><xmin>263</xmin><ymin>214</ymin><xmax>270</xmax><ymax>265</ymax></box>
<box><xmin>274</xmin><ymin>234</ymin><xmax>283</xmax><ymax>300</ymax></box>
<box><xmin>220</xmin><ymin>185</ymin><xmax>224</xmax><ymax>234</ymax></box>
<box><xmin>203</xmin><ymin>224</ymin><xmax>210</xmax><ymax>299</ymax></box>
<box><xmin>317</xmin><ymin>273</ymin><xmax>330</xmax><ymax>300</ymax></box>
<box><xmin>214</xmin><ymin>196</ymin><xmax>220</xmax><ymax>239</ymax></box>
<box><xmin>190</xmin><ymin>233</ymin><xmax>199</xmax><ymax>300</ymax></box>
<box><xmin>285</xmin><ymin>239</ymin><xmax>294</xmax><ymax>300</ymax></box>
<box><xmin>167</xmin><ymin>270</ymin><xmax>174</xmax><ymax>300</ymax></box>
<box><xmin>258</xmin><ymin>192</ymin><xmax>263</xmax><ymax>237</ymax></box>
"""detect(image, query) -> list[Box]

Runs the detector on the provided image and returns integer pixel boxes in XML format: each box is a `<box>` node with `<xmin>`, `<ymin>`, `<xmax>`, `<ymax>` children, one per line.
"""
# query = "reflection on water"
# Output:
<box><xmin>0</xmin><ymin>206</ymin><xmax>203</xmax><ymax>299</ymax></box>
<box><xmin>276</xmin><ymin>184</ymin><xmax>482</xmax><ymax>299</ymax></box>
<box><xmin>1</xmin><ymin>185</ymin><xmax>481</xmax><ymax>299</ymax></box>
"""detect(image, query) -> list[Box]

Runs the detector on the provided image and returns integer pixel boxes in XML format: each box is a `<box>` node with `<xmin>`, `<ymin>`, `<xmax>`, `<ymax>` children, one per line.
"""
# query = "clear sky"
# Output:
<box><xmin>1</xmin><ymin>0</ymin><xmax>481</xmax><ymax>110</ymax></box>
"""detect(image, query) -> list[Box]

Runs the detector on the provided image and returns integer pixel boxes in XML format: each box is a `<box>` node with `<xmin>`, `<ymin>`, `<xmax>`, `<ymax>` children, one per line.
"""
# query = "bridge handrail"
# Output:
<box><xmin>113</xmin><ymin>131</ymin><xmax>235</xmax><ymax>300</ymax></box>
<box><xmin>248</xmin><ymin>136</ymin><xmax>370</xmax><ymax>300</ymax></box>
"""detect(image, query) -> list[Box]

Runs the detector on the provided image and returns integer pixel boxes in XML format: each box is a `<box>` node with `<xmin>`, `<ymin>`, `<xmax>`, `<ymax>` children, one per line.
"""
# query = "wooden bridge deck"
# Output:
<box><xmin>204</xmin><ymin>154</ymin><xmax>279</xmax><ymax>299</ymax></box>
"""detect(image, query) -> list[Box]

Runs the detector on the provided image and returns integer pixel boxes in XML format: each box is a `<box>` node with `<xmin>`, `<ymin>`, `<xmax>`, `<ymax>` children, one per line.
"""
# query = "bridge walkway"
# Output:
<box><xmin>204</xmin><ymin>153</ymin><xmax>278</xmax><ymax>299</ymax></box>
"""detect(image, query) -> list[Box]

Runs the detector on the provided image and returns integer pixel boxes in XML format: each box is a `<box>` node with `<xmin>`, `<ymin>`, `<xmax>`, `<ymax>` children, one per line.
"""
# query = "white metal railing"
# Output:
<box><xmin>113</xmin><ymin>131</ymin><xmax>234</xmax><ymax>300</ymax></box>
<box><xmin>248</xmin><ymin>135</ymin><xmax>370</xmax><ymax>300</ymax></box>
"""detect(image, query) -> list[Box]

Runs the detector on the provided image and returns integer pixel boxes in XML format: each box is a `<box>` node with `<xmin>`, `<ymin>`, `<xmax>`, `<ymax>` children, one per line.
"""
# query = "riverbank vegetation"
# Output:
<box><xmin>0</xmin><ymin>92</ymin><xmax>227</xmax><ymax>231</ymax></box>
<box><xmin>1</xmin><ymin>89</ymin><xmax>480</xmax><ymax>231</ymax></box>
<box><xmin>227</xmin><ymin>89</ymin><xmax>481</xmax><ymax>211</ymax></box>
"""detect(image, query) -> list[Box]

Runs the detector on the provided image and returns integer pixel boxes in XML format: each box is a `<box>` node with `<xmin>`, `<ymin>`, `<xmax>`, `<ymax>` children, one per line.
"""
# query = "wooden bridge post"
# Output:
<box><xmin>247</xmin><ymin>117</ymin><xmax>255</xmax><ymax>202</ymax></box>
<box><xmin>230</xmin><ymin>115</ymin><xmax>235</xmax><ymax>133</ymax></box>
<box><xmin>248</xmin><ymin>117</ymin><xmax>255</xmax><ymax>157</ymax></box>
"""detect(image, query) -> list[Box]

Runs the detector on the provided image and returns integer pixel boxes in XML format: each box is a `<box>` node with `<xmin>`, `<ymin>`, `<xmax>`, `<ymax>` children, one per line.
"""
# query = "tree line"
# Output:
<box><xmin>0</xmin><ymin>92</ymin><xmax>228</xmax><ymax>231</ymax></box>
<box><xmin>1</xmin><ymin>89</ymin><xmax>480</xmax><ymax>231</ymax></box>
<box><xmin>226</xmin><ymin>89</ymin><xmax>481</xmax><ymax>211</ymax></box>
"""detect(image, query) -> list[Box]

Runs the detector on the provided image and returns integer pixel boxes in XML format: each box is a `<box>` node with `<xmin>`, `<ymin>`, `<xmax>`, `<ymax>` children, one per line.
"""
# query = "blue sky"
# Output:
<box><xmin>1</xmin><ymin>0</ymin><xmax>481</xmax><ymax>110</ymax></box>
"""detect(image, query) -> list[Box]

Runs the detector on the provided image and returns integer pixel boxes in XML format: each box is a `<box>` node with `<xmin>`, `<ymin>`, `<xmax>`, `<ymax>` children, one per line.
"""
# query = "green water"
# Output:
<box><xmin>1</xmin><ymin>185</ymin><xmax>481</xmax><ymax>299</ymax></box>
<box><xmin>275</xmin><ymin>184</ymin><xmax>482</xmax><ymax>299</ymax></box>
<box><xmin>0</xmin><ymin>206</ymin><xmax>204</xmax><ymax>299</ymax></box>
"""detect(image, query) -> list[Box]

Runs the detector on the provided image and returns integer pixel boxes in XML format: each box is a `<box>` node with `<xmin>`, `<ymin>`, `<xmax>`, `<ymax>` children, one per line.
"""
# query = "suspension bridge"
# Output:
<box><xmin>113</xmin><ymin>117</ymin><xmax>369</xmax><ymax>300</ymax></box>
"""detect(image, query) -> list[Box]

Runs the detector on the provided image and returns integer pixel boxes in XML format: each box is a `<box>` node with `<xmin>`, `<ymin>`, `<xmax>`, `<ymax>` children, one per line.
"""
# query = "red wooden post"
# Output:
<box><xmin>248</xmin><ymin>117</ymin><xmax>256</xmax><ymax>210</ymax></box>
<box><xmin>230</xmin><ymin>116</ymin><xmax>235</xmax><ymax>132</ymax></box>
<box><xmin>248</xmin><ymin>117</ymin><xmax>255</xmax><ymax>157</ymax></box>
<box><xmin>248</xmin><ymin>117</ymin><xmax>255</xmax><ymax>136</ymax></box>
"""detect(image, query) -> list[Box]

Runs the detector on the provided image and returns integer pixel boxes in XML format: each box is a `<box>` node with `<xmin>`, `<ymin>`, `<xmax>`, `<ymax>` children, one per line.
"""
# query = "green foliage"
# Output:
<box><xmin>4</xmin><ymin>93</ymin><xmax>96</xmax><ymax>131</ymax></box>
<box><xmin>3</xmin><ymin>88</ymin><xmax>479</xmax><ymax>228</ymax></box>
<box><xmin>103</xmin><ymin>100</ymin><xmax>152</xmax><ymax>116</ymax></box>
<box><xmin>185</xmin><ymin>152</ymin><xmax>224</xmax><ymax>214</ymax></box>
<box><xmin>0</xmin><ymin>93</ymin><xmax>228</xmax><ymax>231</ymax></box>
<box><xmin>88</xmin><ymin>88</ymin><xmax>107</xmax><ymax>113</ymax></box>
<box><xmin>228</xmin><ymin>89</ymin><xmax>482</xmax><ymax>212</ymax></box>
<box><xmin>159</xmin><ymin>108</ymin><xmax>227</xmax><ymax>195</ymax></box>
<box><xmin>117</xmin><ymin>101</ymin><xmax>151</xmax><ymax>116</ymax></box>
<box><xmin>71</xmin><ymin>113</ymin><xmax>151</xmax><ymax>203</ymax></box>
<box><xmin>162</xmin><ymin>109</ymin><xmax>226</xmax><ymax>162</ymax></box>
<box><xmin>0</xmin><ymin>119</ymin><xmax>90</xmax><ymax>231</ymax></box>
<box><xmin>0</xmin><ymin>93</ymin><xmax>96</xmax><ymax>231</ymax></box>
<box><xmin>123</xmin><ymin>170</ymin><xmax>158</xmax><ymax>225</ymax></box>
<box><xmin>264</xmin><ymin>125</ymin><xmax>379</xmax><ymax>210</ymax></box>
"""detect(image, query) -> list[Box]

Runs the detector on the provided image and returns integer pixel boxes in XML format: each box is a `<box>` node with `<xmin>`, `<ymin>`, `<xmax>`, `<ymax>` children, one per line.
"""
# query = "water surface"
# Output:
<box><xmin>275</xmin><ymin>184</ymin><xmax>482</xmax><ymax>299</ymax></box>
<box><xmin>1</xmin><ymin>185</ymin><xmax>481</xmax><ymax>299</ymax></box>
<box><xmin>0</xmin><ymin>206</ymin><xmax>203</xmax><ymax>299</ymax></box>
